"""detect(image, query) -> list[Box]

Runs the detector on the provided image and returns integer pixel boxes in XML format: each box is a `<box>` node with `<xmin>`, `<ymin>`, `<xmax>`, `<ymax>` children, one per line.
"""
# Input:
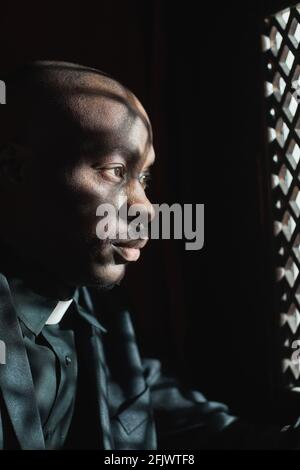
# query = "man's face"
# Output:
<box><xmin>6</xmin><ymin>88</ymin><xmax>155</xmax><ymax>289</ymax></box>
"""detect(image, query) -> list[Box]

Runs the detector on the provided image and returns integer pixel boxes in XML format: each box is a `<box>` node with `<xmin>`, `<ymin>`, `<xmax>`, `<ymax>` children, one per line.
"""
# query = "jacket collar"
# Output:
<box><xmin>7</xmin><ymin>278</ymin><xmax>107</xmax><ymax>337</ymax></box>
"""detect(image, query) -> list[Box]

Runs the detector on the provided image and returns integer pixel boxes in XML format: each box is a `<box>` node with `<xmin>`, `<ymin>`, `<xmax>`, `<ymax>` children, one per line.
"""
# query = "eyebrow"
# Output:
<box><xmin>80</xmin><ymin>140</ymin><xmax>154</xmax><ymax>165</ymax></box>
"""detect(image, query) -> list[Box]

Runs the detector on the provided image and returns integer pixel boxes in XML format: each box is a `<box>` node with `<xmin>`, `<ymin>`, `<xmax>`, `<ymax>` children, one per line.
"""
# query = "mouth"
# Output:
<box><xmin>111</xmin><ymin>239</ymin><xmax>148</xmax><ymax>263</ymax></box>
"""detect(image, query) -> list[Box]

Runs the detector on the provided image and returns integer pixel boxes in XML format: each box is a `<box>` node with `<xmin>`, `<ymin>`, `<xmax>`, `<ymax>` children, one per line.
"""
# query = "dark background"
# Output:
<box><xmin>0</xmin><ymin>0</ymin><xmax>297</xmax><ymax>424</ymax></box>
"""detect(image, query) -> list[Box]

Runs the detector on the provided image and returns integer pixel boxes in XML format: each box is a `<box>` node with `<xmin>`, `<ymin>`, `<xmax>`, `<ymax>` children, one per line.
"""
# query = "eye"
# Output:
<box><xmin>99</xmin><ymin>165</ymin><xmax>126</xmax><ymax>183</ymax></box>
<box><xmin>139</xmin><ymin>172</ymin><xmax>152</xmax><ymax>190</ymax></box>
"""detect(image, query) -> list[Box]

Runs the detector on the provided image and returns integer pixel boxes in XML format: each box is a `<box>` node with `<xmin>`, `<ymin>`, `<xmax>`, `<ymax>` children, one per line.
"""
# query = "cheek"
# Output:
<box><xmin>51</xmin><ymin>165</ymin><xmax>124</xmax><ymax>236</ymax></box>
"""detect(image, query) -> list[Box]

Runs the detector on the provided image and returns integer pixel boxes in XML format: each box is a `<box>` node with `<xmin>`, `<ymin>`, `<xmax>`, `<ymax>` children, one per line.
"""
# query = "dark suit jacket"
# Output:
<box><xmin>0</xmin><ymin>272</ymin><xmax>298</xmax><ymax>450</ymax></box>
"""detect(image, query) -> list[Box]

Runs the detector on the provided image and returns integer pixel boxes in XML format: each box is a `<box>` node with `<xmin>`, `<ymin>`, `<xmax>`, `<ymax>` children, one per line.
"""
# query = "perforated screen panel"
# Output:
<box><xmin>263</xmin><ymin>4</ymin><xmax>300</xmax><ymax>390</ymax></box>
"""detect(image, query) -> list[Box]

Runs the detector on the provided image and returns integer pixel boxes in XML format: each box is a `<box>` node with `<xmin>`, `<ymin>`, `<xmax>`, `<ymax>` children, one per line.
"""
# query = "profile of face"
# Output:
<box><xmin>0</xmin><ymin>63</ymin><xmax>155</xmax><ymax>291</ymax></box>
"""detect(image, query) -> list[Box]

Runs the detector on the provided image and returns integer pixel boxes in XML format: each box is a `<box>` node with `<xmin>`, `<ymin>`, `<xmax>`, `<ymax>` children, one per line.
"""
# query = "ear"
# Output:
<box><xmin>0</xmin><ymin>142</ymin><xmax>30</xmax><ymax>187</ymax></box>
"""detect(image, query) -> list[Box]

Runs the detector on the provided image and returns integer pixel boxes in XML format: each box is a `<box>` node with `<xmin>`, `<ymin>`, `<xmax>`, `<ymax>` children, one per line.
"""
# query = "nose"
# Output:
<box><xmin>126</xmin><ymin>180</ymin><xmax>155</xmax><ymax>227</ymax></box>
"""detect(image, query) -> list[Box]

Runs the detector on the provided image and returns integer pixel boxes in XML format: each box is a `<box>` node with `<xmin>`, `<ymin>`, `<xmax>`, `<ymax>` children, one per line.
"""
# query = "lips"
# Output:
<box><xmin>111</xmin><ymin>239</ymin><xmax>148</xmax><ymax>262</ymax></box>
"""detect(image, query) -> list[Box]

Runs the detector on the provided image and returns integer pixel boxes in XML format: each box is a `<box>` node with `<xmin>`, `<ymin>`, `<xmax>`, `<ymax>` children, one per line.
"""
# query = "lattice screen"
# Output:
<box><xmin>263</xmin><ymin>4</ymin><xmax>300</xmax><ymax>391</ymax></box>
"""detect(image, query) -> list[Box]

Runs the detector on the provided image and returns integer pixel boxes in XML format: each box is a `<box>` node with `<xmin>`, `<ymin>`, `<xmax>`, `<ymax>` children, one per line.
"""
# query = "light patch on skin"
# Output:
<box><xmin>50</xmin><ymin>72</ymin><xmax>151</xmax><ymax>137</ymax></box>
<box><xmin>64</xmin><ymin>89</ymin><xmax>153</xmax><ymax>171</ymax></box>
<box><xmin>116</xmin><ymin>193</ymin><xmax>129</xmax><ymax>211</ymax></box>
<box><xmin>126</xmin><ymin>115</ymin><xmax>150</xmax><ymax>157</ymax></box>
<box><xmin>64</xmin><ymin>95</ymin><xmax>151</xmax><ymax>150</ymax></box>
<box><xmin>68</xmin><ymin>94</ymin><xmax>130</xmax><ymax>133</ymax></box>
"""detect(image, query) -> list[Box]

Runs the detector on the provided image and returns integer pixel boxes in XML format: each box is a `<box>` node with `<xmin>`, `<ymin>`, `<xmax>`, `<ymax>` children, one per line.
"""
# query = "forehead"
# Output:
<box><xmin>67</xmin><ymin>93</ymin><xmax>152</xmax><ymax>156</ymax></box>
<box><xmin>22</xmin><ymin>73</ymin><xmax>154</xmax><ymax>165</ymax></box>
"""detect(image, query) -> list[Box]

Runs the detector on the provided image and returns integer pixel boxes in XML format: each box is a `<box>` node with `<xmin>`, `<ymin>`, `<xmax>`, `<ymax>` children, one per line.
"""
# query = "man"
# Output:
<box><xmin>0</xmin><ymin>60</ymin><xmax>298</xmax><ymax>450</ymax></box>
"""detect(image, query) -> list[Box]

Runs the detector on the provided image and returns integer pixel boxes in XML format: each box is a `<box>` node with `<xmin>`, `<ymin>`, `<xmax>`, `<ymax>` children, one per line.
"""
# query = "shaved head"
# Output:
<box><xmin>1</xmin><ymin>60</ymin><xmax>152</xmax><ymax>152</ymax></box>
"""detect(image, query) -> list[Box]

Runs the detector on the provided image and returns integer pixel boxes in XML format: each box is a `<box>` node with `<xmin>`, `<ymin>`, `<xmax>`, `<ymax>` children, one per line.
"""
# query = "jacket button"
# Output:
<box><xmin>65</xmin><ymin>355</ymin><xmax>72</xmax><ymax>366</ymax></box>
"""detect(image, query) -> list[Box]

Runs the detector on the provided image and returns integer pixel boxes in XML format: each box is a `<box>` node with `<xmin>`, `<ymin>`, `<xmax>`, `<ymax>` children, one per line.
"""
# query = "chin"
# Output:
<box><xmin>85</xmin><ymin>262</ymin><xmax>126</xmax><ymax>289</ymax></box>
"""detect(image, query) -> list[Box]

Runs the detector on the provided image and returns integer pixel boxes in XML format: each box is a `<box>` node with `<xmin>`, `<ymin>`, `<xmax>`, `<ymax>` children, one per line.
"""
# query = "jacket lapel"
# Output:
<box><xmin>90</xmin><ymin>330</ymin><xmax>114</xmax><ymax>449</ymax></box>
<box><xmin>103</xmin><ymin>307</ymin><xmax>155</xmax><ymax>449</ymax></box>
<box><xmin>0</xmin><ymin>273</ymin><xmax>45</xmax><ymax>449</ymax></box>
<box><xmin>89</xmin><ymin>286</ymin><xmax>152</xmax><ymax>448</ymax></box>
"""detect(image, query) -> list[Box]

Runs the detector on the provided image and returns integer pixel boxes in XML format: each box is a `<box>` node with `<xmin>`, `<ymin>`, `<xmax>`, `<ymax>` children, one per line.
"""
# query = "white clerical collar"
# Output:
<box><xmin>45</xmin><ymin>299</ymin><xmax>73</xmax><ymax>325</ymax></box>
